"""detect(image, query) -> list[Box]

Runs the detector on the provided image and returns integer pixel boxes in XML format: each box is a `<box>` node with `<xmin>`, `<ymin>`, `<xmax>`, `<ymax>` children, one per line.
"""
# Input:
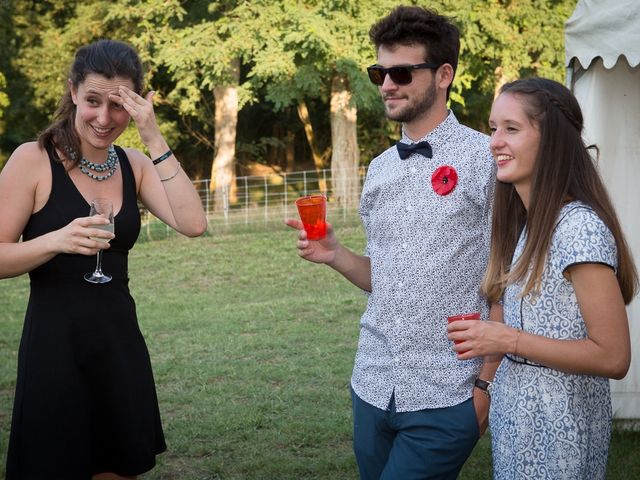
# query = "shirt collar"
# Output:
<box><xmin>400</xmin><ymin>110</ymin><xmax>459</xmax><ymax>152</ymax></box>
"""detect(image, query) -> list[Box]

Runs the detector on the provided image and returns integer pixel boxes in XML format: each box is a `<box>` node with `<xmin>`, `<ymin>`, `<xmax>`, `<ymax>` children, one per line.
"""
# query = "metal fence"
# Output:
<box><xmin>140</xmin><ymin>166</ymin><xmax>368</xmax><ymax>239</ymax></box>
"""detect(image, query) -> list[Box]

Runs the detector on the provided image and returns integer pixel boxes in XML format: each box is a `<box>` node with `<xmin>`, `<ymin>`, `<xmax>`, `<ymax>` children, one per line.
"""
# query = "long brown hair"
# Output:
<box><xmin>482</xmin><ymin>78</ymin><xmax>638</xmax><ymax>304</ymax></box>
<box><xmin>37</xmin><ymin>39</ymin><xmax>144</xmax><ymax>166</ymax></box>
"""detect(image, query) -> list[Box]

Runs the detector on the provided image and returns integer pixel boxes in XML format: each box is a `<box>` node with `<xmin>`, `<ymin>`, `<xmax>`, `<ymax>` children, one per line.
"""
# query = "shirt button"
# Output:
<box><xmin>410</xmin><ymin>167</ymin><xmax>417</xmax><ymax>174</ymax></box>
<box><xmin>393</xmin><ymin>357</ymin><xmax>399</xmax><ymax>364</ymax></box>
<box><xmin>398</xmin><ymin>282</ymin><xmax>403</xmax><ymax>288</ymax></box>
<box><xmin>406</xmin><ymin>205</ymin><xmax>412</xmax><ymax>212</ymax></box>
<box><xmin>402</xmin><ymin>242</ymin><xmax>408</xmax><ymax>249</ymax></box>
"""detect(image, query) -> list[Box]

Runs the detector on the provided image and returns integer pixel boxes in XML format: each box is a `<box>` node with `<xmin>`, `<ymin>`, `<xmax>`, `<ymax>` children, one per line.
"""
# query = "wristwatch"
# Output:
<box><xmin>474</xmin><ymin>378</ymin><xmax>493</xmax><ymax>399</ymax></box>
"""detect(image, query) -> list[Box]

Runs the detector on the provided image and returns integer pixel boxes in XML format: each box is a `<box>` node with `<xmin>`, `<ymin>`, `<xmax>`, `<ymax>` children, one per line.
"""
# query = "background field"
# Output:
<box><xmin>1</xmin><ymin>223</ymin><xmax>638</xmax><ymax>479</ymax></box>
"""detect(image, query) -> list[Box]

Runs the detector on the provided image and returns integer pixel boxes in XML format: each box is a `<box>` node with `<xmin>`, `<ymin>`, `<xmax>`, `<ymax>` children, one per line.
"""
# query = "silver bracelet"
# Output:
<box><xmin>160</xmin><ymin>162</ymin><xmax>181</xmax><ymax>182</ymax></box>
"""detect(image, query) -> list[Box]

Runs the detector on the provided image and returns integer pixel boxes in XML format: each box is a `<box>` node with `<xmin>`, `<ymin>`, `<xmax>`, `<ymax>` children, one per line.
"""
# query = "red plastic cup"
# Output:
<box><xmin>447</xmin><ymin>312</ymin><xmax>481</xmax><ymax>354</ymax></box>
<box><xmin>295</xmin><ymin>195</ymin><xmax>327</xmax><ymax>240</ymax></box>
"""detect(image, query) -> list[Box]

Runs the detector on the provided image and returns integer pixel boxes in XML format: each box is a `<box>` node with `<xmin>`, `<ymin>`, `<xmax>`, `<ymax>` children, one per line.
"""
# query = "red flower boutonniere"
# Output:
<box><xmin>431</xmin><ymin>165</ymin><xmax>458</xmax><ymax>196</ymax></box>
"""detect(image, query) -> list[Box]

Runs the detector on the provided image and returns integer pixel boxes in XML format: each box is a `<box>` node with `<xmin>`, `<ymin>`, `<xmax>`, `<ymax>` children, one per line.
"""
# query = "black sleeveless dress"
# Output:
<box><xmin>6</xmin><ymin>145</ymin><xmax>166</xmax><ymax>479</ymax></box>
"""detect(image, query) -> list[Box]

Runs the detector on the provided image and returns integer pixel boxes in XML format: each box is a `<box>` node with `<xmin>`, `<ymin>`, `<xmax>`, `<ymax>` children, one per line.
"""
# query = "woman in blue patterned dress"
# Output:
<box><xmin>447</xmin><ymin>77</ymin><xmax>637</xmax><ymax>479</ymax></box>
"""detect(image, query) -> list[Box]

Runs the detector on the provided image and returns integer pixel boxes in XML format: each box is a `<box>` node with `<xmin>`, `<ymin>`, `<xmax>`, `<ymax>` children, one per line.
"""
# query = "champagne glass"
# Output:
<box><xmin>84</xmin><ymin>198</ymin><xmax>114</xmax><ymax>284</ymax></box>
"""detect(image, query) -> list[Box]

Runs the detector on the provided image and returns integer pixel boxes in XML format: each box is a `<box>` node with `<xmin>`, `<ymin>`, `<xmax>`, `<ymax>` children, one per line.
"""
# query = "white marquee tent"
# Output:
<box><xmin>565</xmin><ymin>0</ymin><xmax>640</xmax><ymax>420</ymax></box>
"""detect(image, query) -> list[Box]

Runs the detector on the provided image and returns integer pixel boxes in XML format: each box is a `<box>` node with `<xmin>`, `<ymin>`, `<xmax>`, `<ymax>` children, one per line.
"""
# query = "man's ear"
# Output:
<box><xmin>436</xmin><ymin>63</ymin><xmax>454</xmax><ymax>91</ymax></box>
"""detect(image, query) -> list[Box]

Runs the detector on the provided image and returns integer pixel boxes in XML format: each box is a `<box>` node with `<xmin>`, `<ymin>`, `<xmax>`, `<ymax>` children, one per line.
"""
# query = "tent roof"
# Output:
<box><xmin>565</xmin><ymin>0</ymin><xmax>640</xmax><ymax>69</ymax></box>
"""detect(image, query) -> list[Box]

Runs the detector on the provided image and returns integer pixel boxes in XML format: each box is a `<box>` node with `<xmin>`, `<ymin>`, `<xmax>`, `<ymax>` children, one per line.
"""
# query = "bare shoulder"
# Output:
<box><xmin>121</xmin><ymin>146</ymin><xmax>148</xmax><ymax>161</ymax></box>
<box><xmin>6</xmin><ymin>141</ymin><xmax>47</xmax><ymax>162</ymax></box>
<box><xmin>120</xmin><ymin>146</ymin><xmax>149</xmax><ymax>171</ymax></box>
<box><xmin>1</xmin><ymin>142</ymin><xmax>49</xmax><ymax>179</ymax></box>
<box><xmin>120</xmin><ymin>147</ymin><xmax>150</xmax><ymax>190</ymax></box>
<box><xmin>0</xmin><ymin>142</ymin><xmax>51</xmax><ymax>241</ymax></box>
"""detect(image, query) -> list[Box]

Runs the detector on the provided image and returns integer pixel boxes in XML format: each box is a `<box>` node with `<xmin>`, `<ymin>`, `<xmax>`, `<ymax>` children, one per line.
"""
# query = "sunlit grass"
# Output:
<box><xmin>1</xmin><ymin>224</ymin><xmax>638</xmax><ymax>479</ymax></box>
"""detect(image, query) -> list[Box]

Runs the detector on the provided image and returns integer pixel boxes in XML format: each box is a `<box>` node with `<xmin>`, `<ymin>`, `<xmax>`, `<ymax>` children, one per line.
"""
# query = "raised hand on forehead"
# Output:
<box><xmin>111</xmin><ymin>86</ymin><xmax>161</xmax><ymax>146</ymax></box>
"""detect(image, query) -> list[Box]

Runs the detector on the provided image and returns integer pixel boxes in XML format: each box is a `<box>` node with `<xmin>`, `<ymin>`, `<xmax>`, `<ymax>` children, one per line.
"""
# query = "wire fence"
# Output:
<box><xmin>139</xmin><ymin>167</ymin><xmax>368</xmax><ymax>241</ymax></box>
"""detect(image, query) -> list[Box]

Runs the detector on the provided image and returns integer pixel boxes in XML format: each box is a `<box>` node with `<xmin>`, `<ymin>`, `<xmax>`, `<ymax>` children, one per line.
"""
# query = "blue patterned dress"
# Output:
<box><xmin>490</xmin><ymin>202</ymin><xmax>617</xmax><ymax>480</ymax></box>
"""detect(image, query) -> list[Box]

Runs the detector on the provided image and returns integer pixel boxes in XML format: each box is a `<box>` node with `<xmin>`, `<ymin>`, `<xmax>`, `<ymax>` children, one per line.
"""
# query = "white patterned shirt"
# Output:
<box><xmin>351</xmin><ymin>111</ymin><xmax>495</xmax><ymax>412</ymax></box>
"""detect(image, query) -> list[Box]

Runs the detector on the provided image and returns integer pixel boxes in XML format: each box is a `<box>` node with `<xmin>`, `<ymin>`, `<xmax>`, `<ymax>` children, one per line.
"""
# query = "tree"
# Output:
<box><xmin>240</xmin><ymin>0</ymin><xmax>395</xmax><ymax>205</ymax></box>
<box><xmin>0</xmin><ymin>72</ymin><xmax>10</xmax><ymax>167</ymax></box>
<box><xmin>0</xmin><ymin>0</ymin><xmax>77</xmax><ymax>159</ymax></box>
<box><xmin>0</xmin><ymin>0</ymin><xmax>577</xmax><ymax>190</ymax></box>
<box><xmin>212</xmin><ymin>58</ymin><xmax>240</xmax><ymax>208</ymax></box>
<box><xmin>149</xmin><ymin>1</ymin><xmax>260</xmax><ymax>209</ymax></box>
<box><xmin>0</xmin><ymin>0</ymin><xmax>186</xmax><ymax>159</ymax></box>
<box><xmin>0</xmin><ymin>3</ymin><xmax>10</xmax><ymax>134</ymax></box>
<box><xmin>443</xmin><ymin>0</ymin><xmax>577</xmax><ymax>130</ymax></box>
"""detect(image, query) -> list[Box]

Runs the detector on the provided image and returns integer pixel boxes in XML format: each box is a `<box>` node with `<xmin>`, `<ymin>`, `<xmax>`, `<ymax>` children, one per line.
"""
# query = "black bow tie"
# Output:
<box><xmin>396</xmin><ymin>140</ymin><xmax>433</xmax><ymax>160</ymax></box>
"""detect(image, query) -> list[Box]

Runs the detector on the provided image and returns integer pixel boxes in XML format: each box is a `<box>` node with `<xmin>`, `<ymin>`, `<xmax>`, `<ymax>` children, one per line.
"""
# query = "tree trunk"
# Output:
<box><xmin>493</xmin><ymin>65</ymin><xmax>508</xmax><ymax>99</ymax></box>
<box><xmin>296</xmin><ymin>101</ymin><xmax>328</xmax><ymax>192</ymax></box>
<box><xmin>210</xmin><ymin>58</ymin><xmax>240</xmax><ymax>211</ymax></box>
<box><xmin>285</xmin><ymin>130</ymin><xmax>295</xmax><ymax>172</ymax></box>
<box><xmin>330</xmin><ymin>74</ymin><xmax>360</xmax><ymax>208</ymax></box>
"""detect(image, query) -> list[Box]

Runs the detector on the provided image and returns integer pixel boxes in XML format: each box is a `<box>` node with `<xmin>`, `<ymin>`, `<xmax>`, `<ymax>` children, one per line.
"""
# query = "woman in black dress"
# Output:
<box><xmin>0</xmin><ymin>40</ymin><xmax>207</xmax><ymax>479</ymax></box>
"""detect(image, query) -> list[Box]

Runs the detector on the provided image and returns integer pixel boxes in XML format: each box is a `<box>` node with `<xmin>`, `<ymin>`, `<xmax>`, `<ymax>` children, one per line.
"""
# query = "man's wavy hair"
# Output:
<box><xmin>369</xmin><ymin>6</ymin><xmax>460</xmax><ymax>99</ymax></box>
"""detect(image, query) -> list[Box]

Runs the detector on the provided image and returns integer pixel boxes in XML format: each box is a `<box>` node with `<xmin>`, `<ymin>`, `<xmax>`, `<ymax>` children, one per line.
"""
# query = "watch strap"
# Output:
<box><xmin>474</xmin><ymin>378</ymin><xmax>492</xmax><ymax>398</ymax></box>
<box><xmin>474</xmin><ymin>378</ymin><xmax>491</xmax><ymax>391</ymax></box>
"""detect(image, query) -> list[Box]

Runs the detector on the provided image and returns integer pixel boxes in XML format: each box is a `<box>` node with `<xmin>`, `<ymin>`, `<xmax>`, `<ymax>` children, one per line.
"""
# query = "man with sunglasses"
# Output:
<box><xmin>288</xmin><ymin>6</ymin><xmax>497</xmax><ymax>479</ymax></box>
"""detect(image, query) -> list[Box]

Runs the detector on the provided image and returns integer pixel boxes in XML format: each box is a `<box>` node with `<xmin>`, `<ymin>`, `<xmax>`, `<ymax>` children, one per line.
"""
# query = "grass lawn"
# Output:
<box><xmin>1</xmin><ymin>222</ymin><xmax>639</xmax><ymax>479</ymax></box>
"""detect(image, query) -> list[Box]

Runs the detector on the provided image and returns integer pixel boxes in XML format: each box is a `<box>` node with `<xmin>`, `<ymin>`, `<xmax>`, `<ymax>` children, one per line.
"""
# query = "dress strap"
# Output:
<box><xmin>43</xmin><ymin>142</ymin><xmax>76</xmax><ymax>201</ymax></box>
<box><xmin>113</xmin><ymin>145</ymin><xmax>137</xmax><ymax>203</ymax></box>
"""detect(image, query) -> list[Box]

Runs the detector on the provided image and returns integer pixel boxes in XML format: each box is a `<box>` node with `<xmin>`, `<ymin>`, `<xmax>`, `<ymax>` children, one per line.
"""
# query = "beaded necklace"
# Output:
<box><xmin>79</xmin><ymin>145</ymin><xmax>119</xmax><ymax>181</ymax></box>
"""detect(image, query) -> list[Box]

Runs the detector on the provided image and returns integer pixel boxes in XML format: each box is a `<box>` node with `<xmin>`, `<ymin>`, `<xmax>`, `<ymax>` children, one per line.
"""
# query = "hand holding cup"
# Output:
<box><xmin>295</xmin><ymin>195</ymin><xmax>327</xmax><ymax>240</ymax></box>
<box><xmin>447</xmin><ymin>312</ymin><xmax>480</xmax><ymax>356</ymax></box>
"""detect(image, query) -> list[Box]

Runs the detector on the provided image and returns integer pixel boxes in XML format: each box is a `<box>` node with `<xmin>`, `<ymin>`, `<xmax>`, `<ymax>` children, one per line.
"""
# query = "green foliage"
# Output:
<box><xmin>0</xmin><ymin>0</ymin><xmax>192</xmax><ymax>159</ymax></box>
<box><xmin>242</xmin><ymin>0</ymin><xmax>391</xmax><ymax>112</ymax></box>
<box><xmin>0</xmin><ymin>72</ymin><xmax>9</xmax><ymax>123</ymax></box>
<box><xmin>0</xmin><ymin>0</ymin><xmax>577</xmax><ymax>168</ymax></box>
<box><xmin>116</xmin><ymin>119</ymin><xmax>182</xmax><ymax>156</ymax></box>
<box><xmin>0</xmin><ymin>72</ymin><xmax>9</xmax><ymax>170</ymax></box>
<box><xmin>0</xmin><ymin>0</ymin><xmax>74</xmax><ymax>150</ymax></box>
<box><xmin>444</xmin><ymin>0</ymin><xmax>577</xmax><ymax>130</ymax></box>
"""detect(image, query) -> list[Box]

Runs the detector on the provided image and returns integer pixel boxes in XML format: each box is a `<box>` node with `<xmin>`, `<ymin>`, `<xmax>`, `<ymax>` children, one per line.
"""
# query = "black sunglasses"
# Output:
<box><xmin>367</xmin><ymin>62</ymin><xmax>441</xmax><ymax>86</ymax></box>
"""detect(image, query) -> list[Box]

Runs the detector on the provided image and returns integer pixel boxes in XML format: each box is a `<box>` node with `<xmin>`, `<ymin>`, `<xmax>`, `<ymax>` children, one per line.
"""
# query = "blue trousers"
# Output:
<box><xmin>351</xmin><ymin>389</ymin><xmax>479</xmax><ymax>480</ymax></box>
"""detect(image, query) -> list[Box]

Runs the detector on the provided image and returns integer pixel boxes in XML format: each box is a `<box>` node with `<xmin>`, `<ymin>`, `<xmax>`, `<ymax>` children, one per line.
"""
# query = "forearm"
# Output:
<box><xmin>474</xmin><ymin>304</ymin><xmax>503</xmax><ymax>436</ymax></box>
<box><xmin>148</xmin><ymin>145</ymin><xmax>207</xmax><ymax>237</ymax></box>
<box><xmin>478</xmin><ymin>303</ymin><xmax>504</xmax><ymax>381</ymax></box>
<box><xmin>478</xmin><ymin>355</ymin><xmax>501</xmax><ymax>381</ymax></box>
<box><xmin>327</xmin><ymin>244</ymin><xmax>372</xmax><ymax>292</ymax></box>
<box><xmin>0</xmin><ymin>236</ymin><xmax>57</xmax><ymax>278</ymax></box>
<box><xmin>157</xmin><ymin>168</ymin><xmax>207</xmax><ymax>237</ymax></box>
<box><xmin>513</xmin><ymin>330</ymin><xmax>629</xmax><ymax>379</ymax></box>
